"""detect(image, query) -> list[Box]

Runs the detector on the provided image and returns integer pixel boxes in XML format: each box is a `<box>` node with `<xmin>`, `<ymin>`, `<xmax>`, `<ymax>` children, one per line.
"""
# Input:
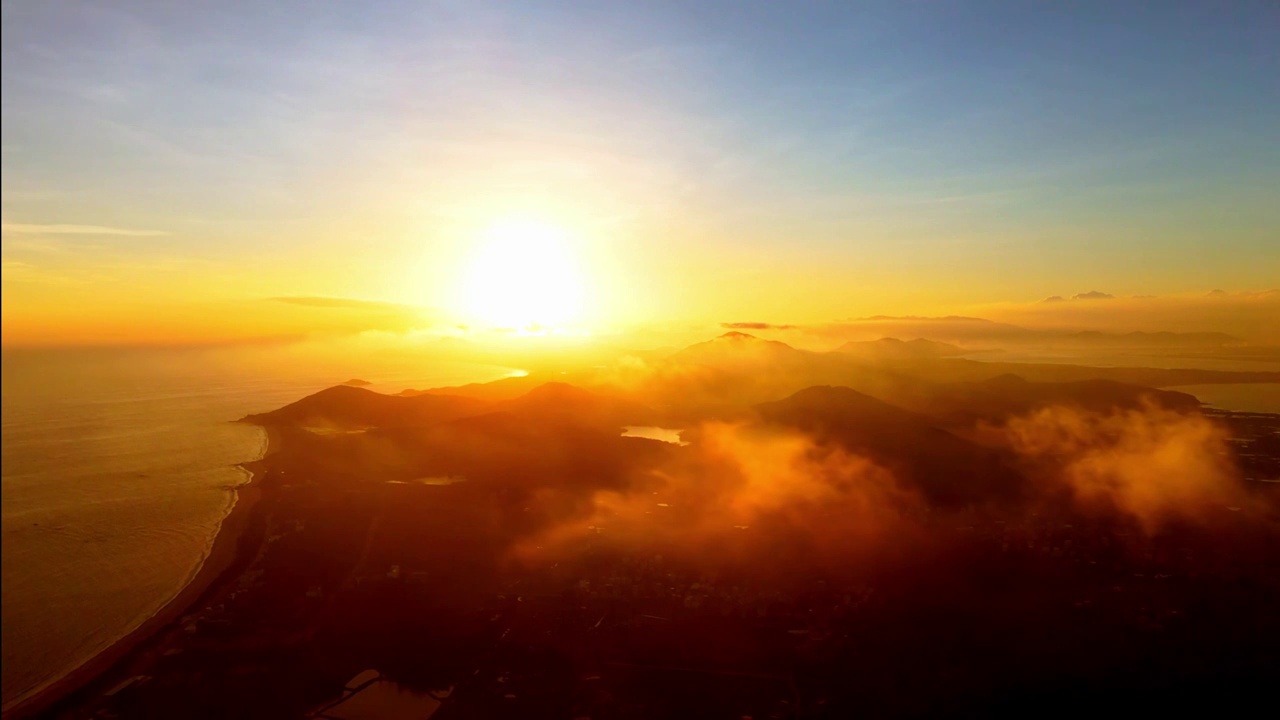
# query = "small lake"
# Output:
<box><xmin>622</xmin><ymin>426</ymin><xmax>688</xmax><ymax>445</ymax></box>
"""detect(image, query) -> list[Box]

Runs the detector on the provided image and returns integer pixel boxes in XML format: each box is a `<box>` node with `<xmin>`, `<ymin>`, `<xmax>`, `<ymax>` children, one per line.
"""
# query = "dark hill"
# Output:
<box><xmin>491</xmin><ymin>382</ymin><xmax>657</xmax><ymax>427</ymax></box>
<box><xmin>640</xmin><ymin>333</ymin><xmax>930</xmax><ymax>419</ymax></box>
<box><xmin>404</xmin><ymin>373</ymin><xmax>549</xmax><ymax>402</ymax></box>
<box><xmin>361</xmin><ymin>408</ymin><xmax>674</xmax><ymax>493</ymax></box>
<box><xmin>241</xmin><ymin>385</ymin><xmax>489</xmax><ymax>428</ymax></box>
<box><xmin>671</xmin><ymin>331</ymin><xmax>810</xmax><ymax>368</ymax></box>
<box><xmin>754</xmin><ymin>386</ymin><xmax>1020</xmax><ymax>505</ymax></box>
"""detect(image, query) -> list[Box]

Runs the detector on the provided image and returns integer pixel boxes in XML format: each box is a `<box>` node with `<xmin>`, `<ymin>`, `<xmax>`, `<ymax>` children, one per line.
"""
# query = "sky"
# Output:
<box><xmin>2</xmin><ymin>0</ymin><xmax>1278</xmax><ymax>346</ymax></box>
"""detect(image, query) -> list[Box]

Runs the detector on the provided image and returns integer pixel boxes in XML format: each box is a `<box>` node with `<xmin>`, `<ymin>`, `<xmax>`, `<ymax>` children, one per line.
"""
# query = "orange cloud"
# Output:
<box><xmin>999</xmin><ymin>403</ymin><xmax>1244</xmax><ymax>533</ymax></box>
<box><xmin>512</xmin><ymin>421</ymin><xmax>922</xmax><ymax>572</ymax></box>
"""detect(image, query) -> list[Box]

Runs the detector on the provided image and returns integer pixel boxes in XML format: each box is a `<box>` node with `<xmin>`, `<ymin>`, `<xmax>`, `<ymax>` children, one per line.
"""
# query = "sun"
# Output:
<box><xmin>457</xmin><ymin>219</ymin><xmax>586</xmax><ymax>330</ymax></box>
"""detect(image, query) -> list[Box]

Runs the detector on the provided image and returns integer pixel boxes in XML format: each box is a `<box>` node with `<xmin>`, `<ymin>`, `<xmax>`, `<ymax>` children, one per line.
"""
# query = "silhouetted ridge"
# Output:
<box><xmin>242</xmin><ymin>385</ymin><xmax>488</xmax><ymax>428</ymax></box>
<box><xmin>405</xmin><ymin>374</ymin><xmax>547</xmax><ymax>402</ymax></box>
<box><xmin>1060</xmin><ymin>330</ymin><xmax>1242</xmax><ymax>347</ymax></box>
<box><xmin>671</xmin><ymin>332</ymin><xmax>809</xmax><ymax>367</ymax></box>
<box><xmin>758</xmin><ymin>385</ymin><xmax>914</xmax><ymax>421</ymax></box>
<box><xmin>835</xmin><ymin>337</ymin><xmax>969</xmax><ymax>360</ymax></box>
<box><xmin>756</xmin><ymin>386</ymin><xmax>1019</xmax><ymax>504</ymax></box>
<box><xmin>493</xmin><ymin>382</ymin><xmax>656</xmax><ymax>427</ymax></box>
<box><xmin>983</xmin><ymin>373</ymin><xmax>1029</xmax><ymax>387</ymax></box>
<box><xmin>836</xmin><ymin>316</ymin><xmax>1248</xmax><ymax>347</ymax></box>
<box><xmin>512</xmin><ymin>381</ymin><xmax>596</xmax><ymax>402</ymax></box>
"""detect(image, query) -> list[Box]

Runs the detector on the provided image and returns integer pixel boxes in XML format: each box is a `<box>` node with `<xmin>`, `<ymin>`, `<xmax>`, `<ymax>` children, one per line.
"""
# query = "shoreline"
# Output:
<box><xmin>2</xmin><ymin>425</ymin><xmax>279</xmax><ymax>720</ymax></box>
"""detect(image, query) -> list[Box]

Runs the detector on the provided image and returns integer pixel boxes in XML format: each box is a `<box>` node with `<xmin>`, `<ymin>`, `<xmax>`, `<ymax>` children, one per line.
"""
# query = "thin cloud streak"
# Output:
<box><xmin>267</xmin><ymin>296</ymin><xmax>418</xmax><ymax>311</ymax></box>
<box><xmin>1</xmin><ymin>223</ymin><xmax>169</xmax><ymax>237</ymax></box>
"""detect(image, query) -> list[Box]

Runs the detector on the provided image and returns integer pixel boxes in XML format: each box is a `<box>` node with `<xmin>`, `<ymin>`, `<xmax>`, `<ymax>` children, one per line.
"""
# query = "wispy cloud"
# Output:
<box><xmin>267</xmin><ymin>296</ymin><xmax>415</xmax><ymax>311</ymax></box>
<box><xmin>263</xmin><ymin>296</ymin><xmax>433</xmax><ymax>338</ymax></box>
<box><xmin>1</xmin><ymin>259</ymin><xmax>37</xmax><ymax>277</ymax></box>
<box><xmin>1</xmin><ymin>223</ymin><xmax>169</xmax><ymax>237</ymax></box>
<box><xmin>1042</xmin><ymin>290</ymin><xmax>1117</xmax><ymax>303</ymax></box>
<box><xmin>0</xmin><ymin>259</ymin><xmax>85</xmax><ymax>285</ymax></box>
<box><xmin>984</xmin><ymin>290</ymin><xmax>1280</xmax><ymax>344</ymax></box>
<box><xmin>721</xmin><ymin>322</ymin><xmax>798</xmax><ymax>331</ymax></box>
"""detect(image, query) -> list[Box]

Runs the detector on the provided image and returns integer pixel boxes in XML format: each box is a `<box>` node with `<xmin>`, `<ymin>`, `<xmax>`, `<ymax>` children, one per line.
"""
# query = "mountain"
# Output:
<box><xmin>401</xmin><ymin>374</ymin><xmax>549</xmax><ymax>401</ymax></box>
<box><xmin>881</xmin><ymin>358</ymin><xmax>1280</xmax><ymax>388</ymax></box>
<box><xmin>670</xmin><ymin>331</ymin><xmax>811</xmax><ymax>367</ymax></box>
<box><xmin>830</xmin><ymin>316</ymin><xmax>1246</xmax><ymax>349</ymax></box>
<box><xmin>241</xmin><ymin>385</ymin><xmax>489</xmax><ymax>428</ymax></box>
<box><xmin>1053</xmin><ymin>330</ymin><xmax>1242</xmax><ymax>348</ymax></box>
<box><xmin>836</xmin><ymin>316</ymin><xmax>1032</xmax><ymax>344</ymax></box>
<box><xmin>835</xmin><ymin>337</ymin><xmax>970</xmax><ymax>360</ymax></box>
<box><xmin>491</xmin><ymin>382</ymin><xmax>657</xmax><ymax>427</ymax></box>
<box><xmin>754</xmin><ymin>386</ymin><xmax>1020</xmax><ymax>504</ymax></box>
<box><xmin>641</xmin><ymin>333</ymin><xmax>927</xmax><ymax>418</ymax></box>
<box><xmin>566</xmin><ymin>330</ymin><xmax>1277</xmax><ymax>423</ymax></box>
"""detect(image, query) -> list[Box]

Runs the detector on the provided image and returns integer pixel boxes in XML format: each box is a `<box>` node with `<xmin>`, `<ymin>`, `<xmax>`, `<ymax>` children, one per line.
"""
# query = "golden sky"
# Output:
<box><xmin>3</xmin><ymin>2</ymin><xmax>1278</xmax><ymax>347</ymax></box>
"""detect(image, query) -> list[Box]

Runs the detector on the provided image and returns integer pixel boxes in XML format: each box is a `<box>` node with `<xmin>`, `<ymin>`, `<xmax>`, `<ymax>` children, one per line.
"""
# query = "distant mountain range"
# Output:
<box><xmin>248</xmin><ymin>331</ymin><xmax>1275</xmax><ymax>432</ymax></box>
<box><xmin>672</xmin><ymin>330</ymin><xmax>811</xmax><ymax>367</ymax></box>
<box><xmin>1051</xmin><ymin>330</ymin><xmax>1242</xmax><ymax>347</ymax></box>
<box><xmin>834</xmin><ymin>337</ymin><xmax>970</xmax><ymax>360</ymax></box>
<box><xmin>645</xmin><ymin>332</ymin><xmax>1275</xmax><ymax>417</ymax></box>
<box><xmin>489</xmin><ymin>382</ymin><xmax>657</xmax><ymax>427</ymax></box>
<box><xmin>831</xmin><ymin>316</ymin><xmax>1244</xmax><ymax>348</ymax></box>
<box><xmin>238</xmin><ymin>327</ymin><xmax>1279</xmax><ymax>514</ymax></box>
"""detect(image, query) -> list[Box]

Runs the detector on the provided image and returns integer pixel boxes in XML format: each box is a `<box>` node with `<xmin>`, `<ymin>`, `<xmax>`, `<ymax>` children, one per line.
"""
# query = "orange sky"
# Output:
<box><xmin>3</xmin><ymin>3</ymin><xmax>1278</xmax><ymax>348</ymax></box>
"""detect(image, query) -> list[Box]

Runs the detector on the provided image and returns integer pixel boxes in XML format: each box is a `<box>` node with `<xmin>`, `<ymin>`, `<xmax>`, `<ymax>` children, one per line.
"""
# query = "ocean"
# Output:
<box><xmin>0</xmin><ymin>347</ymin><xmax>512</xmax><ymax>709</ymax></box>
<box><xmin>1166</xmin><ymin>383</ymin><xmax>1280</xmax><ymax>414</ymax></box>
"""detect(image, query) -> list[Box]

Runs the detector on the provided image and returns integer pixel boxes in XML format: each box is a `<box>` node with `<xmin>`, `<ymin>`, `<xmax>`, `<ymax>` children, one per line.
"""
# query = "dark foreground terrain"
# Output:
<box><xmin>26</xmin><ymin>336</ymin><xmax>1280</xmax><ymax>719</ymax></box>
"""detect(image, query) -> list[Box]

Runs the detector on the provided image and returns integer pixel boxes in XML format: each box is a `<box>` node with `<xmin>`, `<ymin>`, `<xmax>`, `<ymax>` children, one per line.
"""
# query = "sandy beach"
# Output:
<box><xmin>2</xmin><ymin>426</ymin><xmax>278</xmax><ymax>720</ymax></box>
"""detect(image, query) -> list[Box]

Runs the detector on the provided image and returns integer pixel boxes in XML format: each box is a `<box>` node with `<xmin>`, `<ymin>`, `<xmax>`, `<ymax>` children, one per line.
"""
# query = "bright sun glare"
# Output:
<box><xmin>458</xmin><ymin>220</ymin><xmax>585</xmax><ymax>330</ymax></box>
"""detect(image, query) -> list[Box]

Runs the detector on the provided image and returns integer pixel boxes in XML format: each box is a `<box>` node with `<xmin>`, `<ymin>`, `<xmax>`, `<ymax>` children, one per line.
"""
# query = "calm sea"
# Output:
<box><xmin>1167</xmin><ymin>383</ymin><xmax>1280</xmax><ymax>415</ymax></box>
<box><xmin>973</xmin><ymin>352</ymin><xmax>1280</xmax><ymax>414</ymax></box>
<box><xmin>0</xmin><ymin>347</ymin><xmax>511</xmax><ymax>709</ymax></box>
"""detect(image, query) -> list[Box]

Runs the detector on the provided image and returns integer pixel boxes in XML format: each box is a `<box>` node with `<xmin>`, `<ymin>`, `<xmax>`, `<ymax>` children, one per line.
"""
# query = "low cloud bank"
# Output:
<box><xmin>998</xmin><ymin>404</ymin><xmax>1244</xmax><ymax>533</ymax></box>
<box><xmin>513</xmin><ymin>421</ymin><xmax>924</xmax><ymax>575</ymax></box>
<box><xmin>509</xmin><ymin>403</ymin><xmax>1254</xmax><ymax>576</ymax></box>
